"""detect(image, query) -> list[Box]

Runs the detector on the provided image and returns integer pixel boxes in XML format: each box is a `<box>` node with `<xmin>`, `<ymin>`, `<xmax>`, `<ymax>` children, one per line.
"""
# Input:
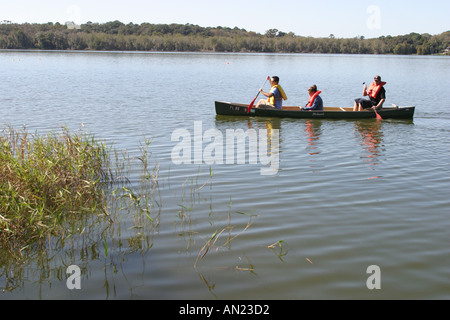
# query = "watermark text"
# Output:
<box><xmin>66</xmin><ymin>265</ymin><xmax>81</xmax><ymax>290</ymax></box>
<box><xmin>366</xmin><ymin>5</ymin><xmax>382</xmax><ymax>30</ymax></box>
<box><xmin>366</xmin><ymin>265</ymin><xmax>381</xmax><ymax>290</ymax></box>
<box><xmin>171</xmin><ymin>121</ymin><xmax>279</xmax><ymax>175</ymax></box>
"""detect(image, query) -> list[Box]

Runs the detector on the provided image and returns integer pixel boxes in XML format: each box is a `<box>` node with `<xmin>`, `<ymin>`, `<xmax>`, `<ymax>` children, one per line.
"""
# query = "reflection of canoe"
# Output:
<box><xmin>215</xmin><ymin>101</ymin><xmax>415</xmax><ymax>120</ymax></box>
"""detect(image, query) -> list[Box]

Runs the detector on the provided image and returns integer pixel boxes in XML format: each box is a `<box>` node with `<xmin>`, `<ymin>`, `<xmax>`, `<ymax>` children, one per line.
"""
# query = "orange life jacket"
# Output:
<box><xmin>367</xmin><ymin>81</ymin><xmax>386</xmax><ymax>99</ymax></box>
<box><xmin>306</xmin><ymin>90</ymin><xmax>321</xmax><ymax>107</ymax></box>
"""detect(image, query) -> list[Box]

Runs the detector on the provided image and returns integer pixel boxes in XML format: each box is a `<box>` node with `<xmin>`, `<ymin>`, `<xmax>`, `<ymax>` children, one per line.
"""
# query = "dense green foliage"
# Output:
<box><xmin>0</xmin><ymin>21</ymin><xmax>449</xmax><ymax>55</ymax></box>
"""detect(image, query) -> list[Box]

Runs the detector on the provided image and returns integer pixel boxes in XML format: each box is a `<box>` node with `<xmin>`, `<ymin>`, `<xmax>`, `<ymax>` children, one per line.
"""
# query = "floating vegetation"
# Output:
<box><xmin>194</xmin><ymin>209</ymin><xmax>259</xmax><ymax>269</ymax></box>
<box><xmin>267</xmin><ymin>240</ymin><xmax>289</xmax><ymax>262</ymax></box>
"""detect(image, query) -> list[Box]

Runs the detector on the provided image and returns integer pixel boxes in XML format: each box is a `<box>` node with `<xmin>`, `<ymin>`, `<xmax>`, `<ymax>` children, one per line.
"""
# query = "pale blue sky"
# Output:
<box><xmin>2</xmin><ymin>0</ymin><xmax>449</xmax><ymax>38</ymax></box>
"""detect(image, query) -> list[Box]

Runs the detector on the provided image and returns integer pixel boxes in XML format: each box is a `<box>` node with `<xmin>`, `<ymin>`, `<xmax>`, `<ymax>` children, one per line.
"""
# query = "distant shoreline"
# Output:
<box><xmin>1</xmin><ymin>22</ymin><xmax>449</xmax><ymax>55</ymax></box>
<box><xmin>1</xmin><ymin>49</ymin><xmax>449</xmax><ymax>58</ymax></box>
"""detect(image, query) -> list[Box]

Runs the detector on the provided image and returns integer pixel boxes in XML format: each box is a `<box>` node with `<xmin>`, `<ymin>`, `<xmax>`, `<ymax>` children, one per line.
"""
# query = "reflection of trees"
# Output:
<box><xmin>354</xmin><ymin>121</ymin><xmax>383</xmax><ymax>167</ymax></box>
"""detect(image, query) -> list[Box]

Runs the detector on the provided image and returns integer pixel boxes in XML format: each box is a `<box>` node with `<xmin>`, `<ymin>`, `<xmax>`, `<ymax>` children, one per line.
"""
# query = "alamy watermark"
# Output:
<box><xmin>366</xmin><ymin>265</ymin><xmax>381</xmax><ymax>290</ymax></box>
<box><xmin>171</xmin><ymin>121</ymin><xmax>279</xmax><ymax>175</ymax></box>
<box><xmin>66</xmin><ymin>265</ymin><xmax>81</xmax><ymax>290</ymax></box>
<box><xmin>366</xmin><ymin>5</ymin><xmax>381</xmax><ymax>30</ymax></box>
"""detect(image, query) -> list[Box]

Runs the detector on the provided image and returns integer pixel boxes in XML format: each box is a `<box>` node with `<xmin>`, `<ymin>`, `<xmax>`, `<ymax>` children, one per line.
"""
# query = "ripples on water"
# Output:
<box><xmin>0</xmin><ymin>51</ymin><xmax>449</xmax><ymax>299</ymax></box>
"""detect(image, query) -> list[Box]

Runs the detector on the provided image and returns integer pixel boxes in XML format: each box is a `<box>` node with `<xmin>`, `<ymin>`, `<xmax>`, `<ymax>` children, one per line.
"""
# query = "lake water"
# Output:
<box><xmin>0</xmin><ymin>50</ymin><xmax>449</xmax><ymax>300</ymax></box>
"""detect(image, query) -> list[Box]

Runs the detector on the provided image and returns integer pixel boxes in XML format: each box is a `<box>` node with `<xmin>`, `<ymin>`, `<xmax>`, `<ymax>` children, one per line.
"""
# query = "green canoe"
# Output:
<box><xmin>215</xmin><ymin>101</ymin><xmax>415</xmax><ymax>120</ymax></box>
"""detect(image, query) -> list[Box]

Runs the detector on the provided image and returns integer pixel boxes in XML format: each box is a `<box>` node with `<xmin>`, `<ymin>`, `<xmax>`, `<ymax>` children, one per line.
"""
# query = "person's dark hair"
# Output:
<box><xmin>308</xmin><ymin>84</ymin><xmax>318</xmax><ymax>93</ymax></box>
<box><xmin>272</xmin><ymin>76</ymin><xmax>280</xmax><ymax>83</ymax></box>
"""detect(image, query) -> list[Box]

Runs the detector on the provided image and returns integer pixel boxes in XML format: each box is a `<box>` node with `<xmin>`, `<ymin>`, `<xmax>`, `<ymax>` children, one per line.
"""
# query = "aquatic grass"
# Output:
<box><xmin>235</xmin><ymin>255</ymin><xmax>255</xmax><ymax>274</ymax></box>
<box><xmin>266</xmin><ymin>240</ymin><xmax>289</xmax><ymax>262</ymax></box>
<box><xmin>105</xmin><ymin>137</ymin><xmax>161</xmax><ymax>254</ymax></box>
<box><xmin>0</xmin><ymin>127</ymin><xmax>113</xmax><ymax>248</ymax></box>
<box><xmin>194</xmin><ymin>209</ymin><xmax>259</xmax><ymax>269</ymax></box>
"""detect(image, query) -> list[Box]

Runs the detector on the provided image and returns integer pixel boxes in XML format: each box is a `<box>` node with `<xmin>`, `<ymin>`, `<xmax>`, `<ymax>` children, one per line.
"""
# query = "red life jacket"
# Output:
<box><xmin>367</xmin><ymin>81</ymin><xmax>386</xmax><ymax>99</ymax></box>
<box><xmin>306</xmin><ymin>91</ymin><xmax>322</xmax><ymax>107</ymax></box>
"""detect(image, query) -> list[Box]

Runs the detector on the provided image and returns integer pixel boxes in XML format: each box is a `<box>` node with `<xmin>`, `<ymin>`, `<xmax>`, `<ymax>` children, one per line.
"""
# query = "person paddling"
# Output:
<box><xmin>353</xmin><ymin>75</ymin><xmax>386</xmax><ymax>111</ymax></box>
<box><xmin>301</xmin><ymin>85</ymin><xmax>323</xmax><ymax>111</ymax></box>
<box><xmin>256</xmin><ymin>76</ymin><xmax>287</xmax><ymax>109</ymax></box>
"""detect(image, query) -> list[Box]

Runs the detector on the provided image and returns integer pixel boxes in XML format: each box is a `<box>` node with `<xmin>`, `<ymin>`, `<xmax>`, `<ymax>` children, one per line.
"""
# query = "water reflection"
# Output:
<box><xmin>354</xmin><ymin>120</ymin><xmax>383</xmax><ymax>167</ymax></box>
<box><xmin>0</xmin><ymin>214</ymin><xmax>112</xmax><ymax>295</ymax></box>
<box><xmin>215</xmin><ymin>115</ymin><xmax>281</xmax><ymax>131</ymax></box>
<box><xmin>304</xmin><ymin>120</ymin><xmax>323</xmax><ymax>156</ymax></box>
<box><xmin>215</xmin><ymin>116</ymin><xmax>326</xmax><ymax>172</ymax></box>
<box><xmin>214</xmin><ymin>116</ymin><xmax>282</xmax><ymax>175</ymax></box>
<box><xmin>214</xmin><ymin>116</ymin><xmax>282</xmax><ymax>148</ymax></box>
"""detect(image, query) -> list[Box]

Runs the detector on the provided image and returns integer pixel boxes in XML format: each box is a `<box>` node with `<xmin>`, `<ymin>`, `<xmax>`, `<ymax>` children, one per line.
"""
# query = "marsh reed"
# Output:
<box><xmin>0</xmin><ymin>127</ymin><xmax>114</xmax><ymax>248</ymax></box>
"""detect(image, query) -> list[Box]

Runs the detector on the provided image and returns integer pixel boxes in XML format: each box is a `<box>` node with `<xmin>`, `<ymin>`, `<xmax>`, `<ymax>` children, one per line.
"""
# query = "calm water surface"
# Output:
<box><xmin>0</xmin><ymin>51</ymin><xmax>449</xmax><ymax>299</ymax></box>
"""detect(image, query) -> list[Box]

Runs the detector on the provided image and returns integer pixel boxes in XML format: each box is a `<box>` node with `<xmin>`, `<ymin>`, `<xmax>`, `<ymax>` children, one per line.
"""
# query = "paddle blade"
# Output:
<box><xmin>247</xmin><ymin>97</ymin><xmax>256</xmax><ymax>113</ymax></box>
<box><xmin>375</xmin><ymin>109</ymin><xmax>382</xmax><ymax>120</ymax></box>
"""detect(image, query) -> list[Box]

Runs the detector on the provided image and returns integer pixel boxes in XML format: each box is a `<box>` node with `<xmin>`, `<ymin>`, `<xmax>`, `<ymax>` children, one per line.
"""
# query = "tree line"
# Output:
<box><xmin>1</xmin><ymin>21</ymin><xmax>449</xmax><ymax>55</ymax></box>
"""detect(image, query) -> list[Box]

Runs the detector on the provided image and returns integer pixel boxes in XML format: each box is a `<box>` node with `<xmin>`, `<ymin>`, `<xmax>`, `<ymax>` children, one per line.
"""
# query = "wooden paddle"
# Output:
<box><xmin>247</xmin><ymin>78</ymin><xmax>268</xmax><ymax>113</ymax></box>
<box><xmin>363</xmin><ymin>82</ymin><xmax>383</xmax><ymax>120</ymax></box>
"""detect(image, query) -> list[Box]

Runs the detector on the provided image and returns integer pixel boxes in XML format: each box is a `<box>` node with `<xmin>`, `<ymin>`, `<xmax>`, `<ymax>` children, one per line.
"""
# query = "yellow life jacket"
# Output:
<box><xmin>268</xmin><ymin>84</ymin><xmax>288</xmax><ymax>105</ymax></box>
